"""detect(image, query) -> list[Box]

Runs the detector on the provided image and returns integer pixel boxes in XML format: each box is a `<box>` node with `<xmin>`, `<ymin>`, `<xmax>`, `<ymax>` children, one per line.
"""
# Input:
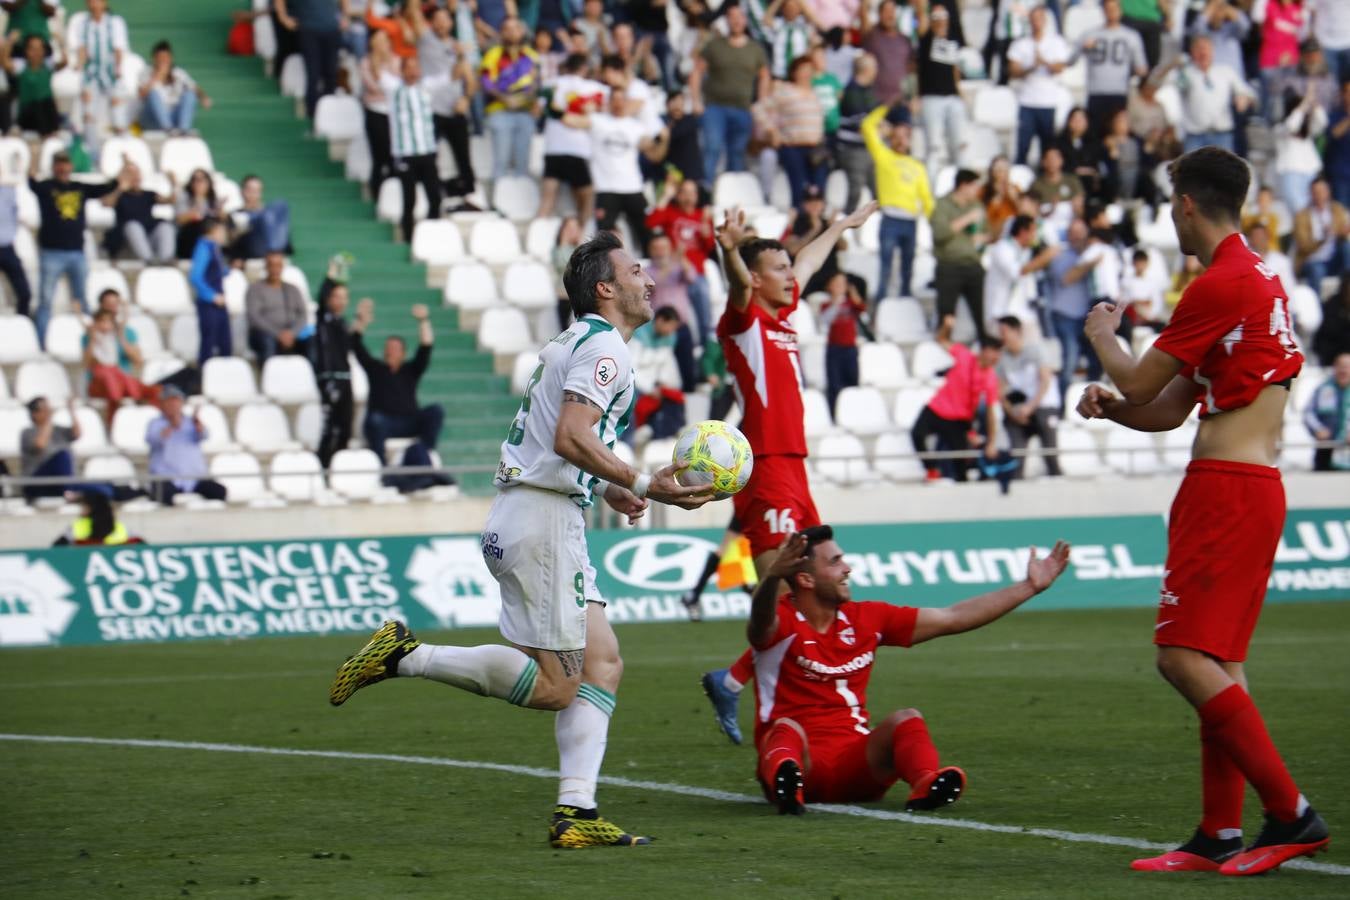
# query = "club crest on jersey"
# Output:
<box><xmin>594</xmin><ymin>357</ymin><xmax>618</xmax><ymax>387</ymax></box>
<box><xmin>839</xmin><ymin>625</ymin><xmax>856</xmax><ymax>646</ymax></box>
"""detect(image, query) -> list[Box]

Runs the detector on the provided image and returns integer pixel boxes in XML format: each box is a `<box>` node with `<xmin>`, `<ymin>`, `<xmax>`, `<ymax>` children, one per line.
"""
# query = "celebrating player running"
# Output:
<box><xmin>700</xmin><ymin>201</ymin><xmax>880</xmax><ymax>743</ymax></box>
<box><xmin>748</xmin><ymin>526</ymin><xmax>1071</xmax><ymax>814</ymax></box>
<box><xmin>1077</xmin><ymin>146</ymin><xmax>1329</xmax><ymax>876</ymax></box>
<box><xmin>328</xmin><ymin>232</ymin><xmax>714</xmax><ymax>848</ymax></box>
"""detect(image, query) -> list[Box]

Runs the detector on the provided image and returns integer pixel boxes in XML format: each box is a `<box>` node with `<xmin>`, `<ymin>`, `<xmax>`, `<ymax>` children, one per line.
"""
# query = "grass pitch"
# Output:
<box><xmin>3</xmin><ymin>602</ymin><xmax>1348</xmax><ymax>899</ymax></box>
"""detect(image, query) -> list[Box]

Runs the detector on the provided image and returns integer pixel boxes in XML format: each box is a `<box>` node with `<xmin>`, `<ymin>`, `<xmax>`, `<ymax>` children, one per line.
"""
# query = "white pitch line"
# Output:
<box><xmin>0</xmin><ymin>671</ymin><xmax>319</xmax><ymax>690</ymax></box>
<box><xmin>1</xmin><ymin>733</ymin><xmax>1344</xmax><ymax>877</ymax></box>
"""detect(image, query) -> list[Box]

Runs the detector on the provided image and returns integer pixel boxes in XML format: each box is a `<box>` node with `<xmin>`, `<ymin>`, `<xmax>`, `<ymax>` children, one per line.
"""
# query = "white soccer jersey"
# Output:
<box><xmin>496</xmin><ymin>314</ymin><xmax>636</xmax><ymax>507</ymax></box>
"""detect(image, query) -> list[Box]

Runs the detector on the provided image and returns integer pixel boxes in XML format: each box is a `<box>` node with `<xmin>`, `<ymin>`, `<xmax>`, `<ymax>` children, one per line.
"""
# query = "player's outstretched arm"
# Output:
<box><xmin>909</xmin><ymin>542</ymin><xmax>1071</xmax><ymax>645</ymax></box>
<box><xmin>1076</xmin><ymin>376</ymin><xmax>1197</xmax><ymax>433</ymax></box>
<box><xmin>792</xmin><ymin>200</ymin><xmax>878</xmax><ymax>287</ymax></box>
<box><xmin>717</xmin><ymin>208</ymin><xmax>755</xmax><ymax>311</ymax></box>
<box><xmin>747</xmin><ymin>532</ymin><xmax>810</xmax><ymax>646</ymax></box>
<box><xmin>1084</xmin><ymin>302</ymin><xmax>1182</xmax><ymax>405</ymax></box>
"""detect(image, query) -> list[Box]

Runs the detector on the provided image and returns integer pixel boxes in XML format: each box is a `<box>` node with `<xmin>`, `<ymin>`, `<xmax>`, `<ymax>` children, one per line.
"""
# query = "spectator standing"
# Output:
<box><xmin>538</xmin><ymin>53</ymin><xmax>604</xmax><ymax>225</ymax></box>
<box><xmin>1313</xmin><ymin>281</ymin><xmax>1350</xmax><ymax>365</ymax></box>
<box><xmin>572</xmin><ymin>0</ymin><xmax>612</xmax><ymax>67</ymax></box>
<box><xmin>146</xmin><ymin>385</ymin><xmax>228</xmax><ymax>504</ymax></box>
<box><xmin>1054</xmin><ymin>107</ymin><xmax>1104</xmax><ymax>199</ymax></box>
<box><xmin>931</xmin><ymin>169</ymin><xmax>989</xmax><ymax>338</ymax></box>
<box><xmin>1187</xmin><ymin>0</ymin><xmax>1250</xmax><ymax>87</ymax></box>
<box><xmin>1294</xmin><ymin>175</ymin><xmax>1350</xmax><ymax>288</ymax></box>
<box><xmin>910</xmin><ymin>315</ymin><xmax>1002</xmax><ymax>481</ymax></box>
<box><xmin>995</xmin><ymin>315</ymin><xmax>1060</xmax><ymax>477</ymax></box>
<box><xmin>417</xmin><ymin>5</ymin><xmax>477</xmax><ymax>199</ymax></box>
<box><xmin>246</xmin><ymin>251</ymin><xmax>308</xmax><ymax>364</ymax></box>
<box><xmin>1008</xmin><ymin>6</ymin><xmax>1071</xmax><ymax>166</ymax></box>
<box><xmin>821</xmin><ymin>25</ymin><xmax>860</xmax><ymax>85</ymax></box>
<box><xmin>83</xmin><ymin>305</ymin><xmax>158</xmax><ymax>427</ymax></box>
<box><xmin>1076</xmin><ymin>0</ymin><xmax>1148</xmax><ymax>139</ymax></box>
<box><xmin>1045</xmin><ymin>218</ymin><xmax>1102</xmax><ymax>396</ymax></box>
<box><xmin>1175</xmin><ymin>35</ymin><xmax>1255</xmax><ymax>153</ymax></box>
<box><xmin>1273</xmin><ymin>39</ymin><xmax>1338</xmax><ymax>121</ymax></box>
<box><xmin>984</xmin><ymin>214</ymin><xmax>1059</xmax><ymax>332</ymax></box>
<box><xmin>1274</xmin><ymin>85</ymin><xmax>1328</xmax><ymax>214</ymax></box>
<box><xmin>1119</xmin><ymin>0</ymin><xmax>1167</xmax><ymax>71</ymax></box>
<box><xmin>769</xmin><ymin>57</ymin><xmax>828</xmax><ymax>208</ymax></box>
<box><xmin>861</xmin><ymin>0</ymin><xmax>913</xmax><ymax>107</ymax></box>
<box><xmin>645</xmin><ymin>232</ymin><xmax>701</xmax><ymax>390</ymax></box>
<box><xmin>359</xmin><ymin>28</ymin><xmax>402</xmax><ymax>201</ymax></box>
<box><xmin>819</xmin><ymin>270</ymin><xmax>867</xmax><ymax>415</ymax></box>
<box><xmin>1101</xmin><ymin>107</ymin><xmax>1148</xmax><ymax>203</ymax></box>
<box><xmin>30</xmin><ymin>150</ymin><xmax>121</xmax><ymax>346</ymax></box>
<box><xmin>1</xmin><ymin>33</ymin><xmax>60</xmax><ymax>137</ymax></box>
<box><xmin>1253</xmin><ymin>0</ymin><xmax>1307</xmax><ymax>119</ymax></box>
<box><xmin>311</xmin><ymin>276</ymin><xmax>355</xmax><ymax>468</ymax></box>
<box><xmin>983</xmin><ymin>155</ymin><xmax>1020</xmax><ymax>238</ymax></box>
<box><xmin>19</xmin><ymin>396</ymin><xmax>81</xmax><ymax>501</ymax></box>
<box><xmin>1028</xmin><ymin>146</ymin><xmax>1084</xmax><ymax>226</ymax></box>
<box><xmin>1312</xmin><ymin>0</ymin><xmax>1350</xmax><ymax>83</ymax></box>
<box><xmin>629</xmin><ymin>307</ymin><xmax>688</xmax><ymax>442</ymax></box>
<box><xmin>835</xmin><ymin>53</ymin><xmax>879</xmax><ymax>214</ymax></box>
<box><xmin>809</xmin><ymin>44</ymin><xmax>843</xmax><ymax>150</ymax></box>
<box><xmin>188</xmin><ymin>218</ymin><xmax>231</xmax><ymax>365</ymax></box>
<box><xmin>766</xmin><ymin>0</ymin><xmax>819</xmax><ymax>81</ymax></box>
<box><xmin>647</xmin><ymin>175</ymin><xmax>717</xmax><ymax>342</ymax></box>
<box><xmin>1326</xmin><ymin>80</ymin><xmax>1350</xmax><ymax>209</ymax></box>
<box><xmin>138</xmin><ymin>40</ymin><xmax>211</xmax><ymax>133</ymax></box>
<box><xmin>660</xmin><ymin>90</ymin><xmax>705</xmax><ymax>188</ymax></box>
<box><xmin>68</xmin><ymin>0</ymin><xmax>129</xmax><ymax>160</ymax></box>
<box><xmin>628</xmin><ymin>0</ymin><xmax>675</xmax><ymax>89</ymax></box>
<box><xmin>174</xmin><ymin>168</ymin><xmax>223</xmax><ymax>259</ymax></box>
<box><xmin>390</xmin><ymin>55</ymin><xmax>442</xmax><ymax>244</ymax></box>
<box><xmin>863</xmin><ymin>103</ymin><xmax>933</xmax><ymax>301</ymax></box>
<box><xmin>579</xmin><ymin>91</ymin><xmax>662</xmax><ymax>249</ymax></box>
<box><xmin>1305</xmin><ymin>353</ymin><xmax>1350</xmax><ymax>470</ymax></box>
<box><xmin>351</xmin><ymin>299</ymin><xmax>444</xmax><ymax>464</ymax></box>
<box><xmin>915</xmin><ymin>3</ymin><xmax>966</xmax><ymax>165</ymax></box>
<box><xmin>986</xmin><ymin>0</ymin><xmax>1035</xmax><ymax>87</ymax></box>
<box><xmin>275</xmin><ymin>0</ymin><xmax>345</xmax><ymax>119</ymax></box>
<box><xmin>2</xmin><ymin>0</ymin><xmax>59</xmax><ymax>45</ymax></box>
<box><xmin>105</xmin><ymin>162</ymin><xmax>176</xmax><ymax>264</ymax></box>
<box><xmin>0</xmin><ymin>175</ymin><xmax>32</xmax><ymax>318</ymax></box>
<box><xmin>692</xmin><ymin>5</ymin><xmax>770</xmax><ymax>181</ymax></box>
<box><xmin>480</xmin><ymin>16</ymin><xmax>540</xmax><ymax>180</ymax></box>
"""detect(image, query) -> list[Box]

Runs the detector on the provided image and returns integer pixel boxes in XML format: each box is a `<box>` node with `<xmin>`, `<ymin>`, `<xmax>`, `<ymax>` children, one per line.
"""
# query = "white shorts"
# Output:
<box><xmin>481</xmin><ymin>485</ymin><xmax>600</xmax><ymax>652</ymax></box>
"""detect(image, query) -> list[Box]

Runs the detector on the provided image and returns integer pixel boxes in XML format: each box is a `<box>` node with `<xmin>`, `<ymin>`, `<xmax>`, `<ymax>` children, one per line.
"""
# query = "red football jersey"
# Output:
<box><xmin>1153</xmin><ymin>234</ymin><xmax>1303</xmax><ymax>418</ymax></box>
<box><xmin>717</xmin><ymin>285</ymin><xmax>808</xmax><ymax>457</ymax></box>
<box><xmin>751</xmin><ymin>596</ymin><xmax>918</xmax><ymax>746</ymax></box>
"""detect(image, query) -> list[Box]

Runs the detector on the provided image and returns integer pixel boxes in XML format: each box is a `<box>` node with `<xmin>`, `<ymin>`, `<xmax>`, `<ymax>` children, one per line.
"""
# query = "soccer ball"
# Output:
<box><xmin>672</xmin><ymin>420</ymin><xmax>753</xmax><ymax>500</ymax></box>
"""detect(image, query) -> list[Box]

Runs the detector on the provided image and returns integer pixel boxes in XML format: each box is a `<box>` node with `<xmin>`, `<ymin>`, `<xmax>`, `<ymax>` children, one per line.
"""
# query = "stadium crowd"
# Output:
<box><xmin>2</xmin><ymin>0</ymin><xmax>1350</xmax><ymax>515</ymax></box>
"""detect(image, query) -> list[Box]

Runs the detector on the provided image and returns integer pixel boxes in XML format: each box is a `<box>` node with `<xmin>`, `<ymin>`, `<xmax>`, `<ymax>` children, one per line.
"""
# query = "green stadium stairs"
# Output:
<box><xmin>116</xmin><ymin>0</ymin><xmax>512</xmax><ymax>493</ymax></box>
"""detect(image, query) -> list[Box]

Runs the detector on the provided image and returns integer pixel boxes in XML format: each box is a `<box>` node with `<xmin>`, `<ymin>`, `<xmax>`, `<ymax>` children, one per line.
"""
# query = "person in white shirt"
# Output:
<box><xmin>1079</xmin><ymin>226</ymin><xmax>1123</xmax><ymax>305</ymax></box>
<box><xmin>137</xmin><ymin>40</ymin><xmax>210</xmax><ymax>134</ymax></box>
<box><xmin>539</xmin><ymin>53</ymin><xmax>606</xmax><ymax>226</ymax></box>
<box><xmin>570</xmin><ymin>91</ymin><xmax>666</xmax><ymax>249</ymax></box>
<box><xmin>389</xmin><ymin>56</ymin><xmax>441</xmax><ymax>244</ymax></box>
<box><xmin>1118</xmin><ymin>248</ymin><xmax>1166</xmax><ymax>330</ymax></box>
<box><xmin>67</xmin><ymin>0</ymin><xmax>129</xmax><ymax>161</ymax></box>
<box><xmin>1007</xmin><ymin>6</ymin><xmax>1071</xmax><ymax>165</ymax></box>
<box><xmin>1312</xmin><ymin>0</ymin><xmax>1350</xmax><ymax>85</ymax></box>
<box><xmin>1244</xmin><ymin>222</ymin><xmax>1297</xmax><ymax>292</ymax></box>
<box><xmin>995</xmin><ymin>315</ymin><xmax>1062</xmax><ymax>477</ymax></box>
<box><xmin>983</xmin><ymin>213</ymin><xmax>1060</xmax><ymax>335</ymax></box>
<box><xmin>988</xmin><ymin>0</ymin><xmax>1036</xmax><ymax>85</ymax></box>
<box><xmin>1274</xmin><ymin>85</ymin><xmax>1329</xmax><ymax>215</ymax></box>
<box><xmin>1175</xmin><ymin>35</ymin><xmax>1256</xmax><ymax>153</ymax></box>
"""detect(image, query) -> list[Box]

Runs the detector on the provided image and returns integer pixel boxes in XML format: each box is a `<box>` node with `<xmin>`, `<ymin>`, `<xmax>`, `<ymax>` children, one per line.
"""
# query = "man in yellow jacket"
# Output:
<box><xmin>862</xmin><ymin>103</ymin><xmax>934</xmax><ymax>302</ymax></box>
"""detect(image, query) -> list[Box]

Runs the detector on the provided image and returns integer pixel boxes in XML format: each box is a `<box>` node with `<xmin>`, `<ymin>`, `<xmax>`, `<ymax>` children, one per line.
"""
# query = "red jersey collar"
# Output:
<box><xmin>1212</xmin><ymin>232</ymin><xmax>1249</xmax><ymax>262</ymax></box>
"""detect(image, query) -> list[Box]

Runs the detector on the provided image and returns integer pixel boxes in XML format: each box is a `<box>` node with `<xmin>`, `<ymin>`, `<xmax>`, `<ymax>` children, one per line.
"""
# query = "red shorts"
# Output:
<box><xmin>733</xmin><ymin>455</ymin><xmax>821</xmax><ymax>558</ymax></box>
<box><xmin>1155</xmin><ymin>459</ymin><xmax>1285</xmax><ymax>662</ymax></box>
<box><xmin>757</xmin><ymin>728</ymin><xmax>895</xmax><ymax>804</ymax></box>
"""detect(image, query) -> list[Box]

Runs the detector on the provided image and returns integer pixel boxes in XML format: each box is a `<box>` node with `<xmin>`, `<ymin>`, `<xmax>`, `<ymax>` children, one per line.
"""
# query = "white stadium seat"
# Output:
<box><xmin>411</xmin><ymin>219</ymin><xmax>467</xmax><ymax>267</ymax></box>
<box><xmin>444</xmin><ymin>262</ymin><xmax>499</xmax><ymax>310</ymax></box>
<box><xmin>84</xmin><ymin>453</ymin><xmax>135</xmax><ymax>482</ymax></box>
<box><xmin>1056</xmin><ymin>427</ymin><xmax>1104</xmax><ymax>477</ymax></box>
<box><xmin>858</xmin><ymin>342</ymin><xmax>910</xmax><ymax>389</ymax></box>
<box><xmin>713</xmin><ymin>172</ymin><xmax>766</xmax><ymax>211</ymax></box>
<box><xmin>261</xmin><ymin>355</ymin><xmax>320</xmax><ymax>405</ymax></box>
<box><xmin>253</xmin><ymin>12</ymin><xmax>277</xmax><ymax>61</ymax></box>
<box><xmin>109</xmin><ymin>403</ymin><xmax>163</xmax><ymax>455</ymax></box>
<box><xmin>167</xmin><ymin>314</ymin><xmax>200</xmax><ymax>362</ymax></box>
<box><xmin>43</xmin><ymin>314</ymin><xmax>86</xmax><ymax>364</ymax></box>
<box><xmin>1288</xmin><ymin>285</ymin><xmax>1322</xmax><ymax>338</ymax></box>
<box><xmin>377</xmin><ymin>178</ymin><xmax>428</xmax><ymax>225</ymax></box>
<box><xmin>313</xmin><ymin>94</ymin><xmax>364</xmax><ymax>142</ymax></box>
<box><xmin>0</xmin><ymin>315</ymin><xmax>43</xmax><ymax>363</ymax></box>
<box><xmin>834</xmin><ymin>386</ymin><xmax>892</xmax><ymax>436</ymax></box>
<box><xmin>270</xmin><ymin>450</ymin><xmax>326</xmax><ymax>501</ymax></box>
<box><xmin>15</xmin><ymin>359</ymin><xmax>71</xmax><ymax>403</ymax></box>
<box><xmin>141</xmin><ymin>356</ymin><xmax>185</xmax><ymax>386</ymax></box>
<box><xmin>492</xmin><ymin>176</ymin><xmax>541</xmax><ymax>222</ymax></box>
<box><xmin>477</xmin><ymin>307</ymin><xmax>534</xmax><ymax>355</ymax></box>
<box><xmin>192</xmin><ymin>402</ymin><xmax>236</xmax><ymax>454</ymax></box>
<box><xmin>345</xmin><ymin>133</ymin><xmax>372</xmax><ymax>183</ymax></box>
<box><xmin>280</xmin><ymin>54</ymin><xmax>306</xmax><ymax>99</ymax></box>
<box><xmin>0</xmin><ymin>137</ymin><xmax>31</xmax><ymax>182</ymax></box>
<box><xmin>973</xmin><ymin>86</ymin><xmax>1018</xmax><ymax>132</ymax></box>
<box><xmin>135</xmin><ymin>266</ymin><xmax>194</xmax><ymax>317</ymax></box>
<box><xmin>294</xmin><ymin>402</ymin><xmax>323</xmax><ymax>451</ymax></box>
<box><xmin>874</xmin><ymin>298</ymin><xmax>929</xmax><ymax>344</ymax></box>
<box><xmin>87</xmin><ymin>267</ymin><xmax>132</xmax><ymax>307</ymax></box>
<box><xmin>0</xmin><ymin>407</ymin><xmax>28</xmax><ymax>455</ymax></box>
<box><xmin>158</xmin><ymin>137</ymin><xmax>215</xmax><ymax>184</ymax></box>
<box><xmin>469</xmin><ymin>218</ymin><xmax>523</xmax><ymax>265</ymax></box>
<box><xmin>910</xmin><ymin>340</ymin><xmax>955</xmax><ymax>382</ymax></box>
<box><xmin>210</xmin><ymin>451</ymin><xmax>269</xmax><ymax>503</ymax></box>
<box><xmin>1063</xmin><ymin>3</ymin><xmax>1105</xmax><ymax>42</ymax></box>
<box><xmin>1105</xmin><ymin>428</ymin><xmax>1162</xmax><ymax>476</ymax></box>
<box><xmin>328</xmin><ymin>448</ymin><xmax>384</xmax><ymax>499</ymax></box>
<box><xmin>223</xmin><ymin>268</ymin><xmax>249</xmax><ymax>316</ymax></box>
<box><xmin>511</xmin><ymin>352</ymin><xmax>541</xmax><ymax>394</ymax></box>
<box><xmin>892</xmin><ymin>387</ymin><xmax>931</xmax><ymax>430</ymax></box>
<box><xmin>0</xmin><ymin>367</ymin><xmax>10</xmax><ymax>404</ymax></box>
<box><xmin>280</xmin><ymin>264</ymin><xmax>311</xmax><ymax>304</ymax></box>
<box><xmin>802</xmin><ymin>387</ymin><xmax>840</xmax><ymax>439</ymax></box>
<box><xmin>98</xmin><ymin>135</ymin><xmax>156</xmax><ymax>177</ymax></box>
<box><xmin>235</xmin><ymin>402</ymin><xmax>299</xmax><ymax>453</ymax></box>
<box><xmin>873</xmin><ymin>431</ymin><xmax>918</xmax><ymax>482</ymax></box>
<box><xmin>501</xmin><ymin>260</ymin><xmax>555</xmax><ymax>309</ymax></box>
<box><xmin>816</xmin><ymin>433</ymin><xmax>874</xmax><ymax>485</ymax></box>
<box><xmin>202</xmin><ymin>357</ymin><xmax>259</xmax><ymax>406</ymax></box>
<box><xmin>525</xmin><ymin>217</ymin><xmax>562</xmax><ymax>261</ymax></box>
<box><xmin>54</xmin><ymin>404</ymin><xmax>112</xmax><ymax>456</ymax></box>
<box><xmin>349</xmin><ymin>354</ymin><xmax>369</xmax><ymax>404</ymax></box>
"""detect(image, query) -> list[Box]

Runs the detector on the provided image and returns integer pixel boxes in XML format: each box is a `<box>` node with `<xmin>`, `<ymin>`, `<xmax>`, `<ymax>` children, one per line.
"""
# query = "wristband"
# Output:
<box><xmin>630</xmin><ymin>472</ymin><xmax>651</xmax><ymax>499</ymax></box>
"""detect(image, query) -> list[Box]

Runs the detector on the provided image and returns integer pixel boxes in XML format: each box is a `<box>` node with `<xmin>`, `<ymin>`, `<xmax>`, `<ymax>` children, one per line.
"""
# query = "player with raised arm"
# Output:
<box><xmin>1077</xmin><ymin>146</ymin><xmax>1329</xmax><ymax>876</ymax></box>
<box><xmin>699</xmin><ymin>201</ymin><xmax>879</xmax><ymax>745</ymax></box>
<box><xmin>748</xmin><ymin>526</ymin><xmax>1071</xmax><ymax>815</ymax></box>
<box><xmin>328</xmin><ymin>232</ymin><xmax>714</xmax><ymax>848</ymax></box>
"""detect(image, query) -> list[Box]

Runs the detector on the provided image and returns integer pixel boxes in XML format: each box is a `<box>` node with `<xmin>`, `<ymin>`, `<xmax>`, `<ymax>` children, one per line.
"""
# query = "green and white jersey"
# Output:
<box><xmin>67</xmin><ymin>11</ymin><xmax>128</xmax><ymax>92</ymax></box>
<box><xmin>496</xmin><ymin>314</ymin><xmax>636</xmax><ymax>508</ymax></box>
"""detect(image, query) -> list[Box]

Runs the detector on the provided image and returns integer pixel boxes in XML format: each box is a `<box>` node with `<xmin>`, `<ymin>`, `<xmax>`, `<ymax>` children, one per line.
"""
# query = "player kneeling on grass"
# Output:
<box><xmin>748</xmin><ymin>526</ymin><xmax>1070</xmax><ymax>815</ymax></box>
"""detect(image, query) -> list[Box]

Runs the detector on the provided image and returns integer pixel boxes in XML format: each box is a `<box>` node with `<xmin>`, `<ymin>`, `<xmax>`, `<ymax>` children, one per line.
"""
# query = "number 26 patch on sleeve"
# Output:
<box><xmin>594</xmin><ymin>357</ymin><xmax>618</xmax><ymax>387</ymax></box>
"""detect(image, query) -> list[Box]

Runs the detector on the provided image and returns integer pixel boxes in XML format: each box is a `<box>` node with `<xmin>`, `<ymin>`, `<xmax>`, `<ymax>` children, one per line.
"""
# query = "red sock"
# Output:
<box><xmin>1198</xmin><ymin>685</ymin><xmax>1300</xmax><ymax>822</ymax></box>
<box><xmin>1199</xmin><ymin>721</ymin><xmax>1244</xmax><ymax>838</ymax></box>
<box><xmin>728</xmin><ymin>648</ymin><xmax>754</xmax><ymax>687</ymax></box>
<box><xmin>892</xmin><ymin>717</ymin><xmax>940</xmax><ymax>791</ymax></box>
<box><xmin>758</xmin><ymin>721</ymin><xmax>805</xmax><ymax>786</ymax></box>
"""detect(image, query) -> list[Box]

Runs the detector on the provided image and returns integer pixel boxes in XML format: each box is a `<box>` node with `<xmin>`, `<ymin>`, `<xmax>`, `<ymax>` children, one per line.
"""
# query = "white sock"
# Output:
<box><xmin>722</xmin><ymin>671</ymin><xmax>744</xmax><ymax>693</ymax></box>
<box><xmin>555</xmin><ymin>683</ymin><xmax>616</xmax><ymax>810</ymax></box>
<box><xmin>398</xmin><ymin>643</ymin><xmax>538</xmax><ymax>706</ymax></box>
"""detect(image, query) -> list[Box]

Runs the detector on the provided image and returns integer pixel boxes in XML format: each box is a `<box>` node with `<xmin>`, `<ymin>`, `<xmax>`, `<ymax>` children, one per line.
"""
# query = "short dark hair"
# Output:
<box><xmin>98</xmin><ymin>288</ymin><xmax>121</xmax><ymax>305</ymax></box>
<box><xmin>801</xmin><ymin>524</ymin><xmax>835</xmax><ymax>565</ymax></box>
<box><xmin>737</xmin><ymin>237</ymin><xmax>788</xmax><ymax>271</ymax></box>
<box><xmin>562</xmin><ymin>52</ymin><xmax>589</xmax><ymax>74</ymax></box>
<box><xmin>979</xmin><ymin>335</ymin><xmax>1004</xmax><ymax>351</ymax></box>
<box><xmin>787</xmin><ymin>55</ymin><xmax>813</xmax><ymax>80</ymax></box>
<box><xmin>1168</xmin><ymin>147</ymin><xmax>1249</xmax><ymax>224</ymax></box>
<box><xmin>241</xmin><ymin>174</ymin><xmax>262</xmax><ymax>189</ymax></box>
<box><xmin>1009</xmin><ymin>214</ymin><xmax>1035</xmax><ymax>238</ymax></box>
<box><xmin>26</xmin><ymin>396</ymin><xmax>45</xmax><ymax>416</ymax></box>
<box><xmin>997</xmin><ymin>315</ymin><xmax>1022</xmax><ymax>330</ymax></box>
<box><xmin>954</xmin><ymin>169</ymin><xmax>980</xmax><ymax>189</ymax></box>
<box><xmin>152</xmin><ymin>40</ymin><xmax>171</xmax><ymax>55</ymax></box>
<box><xmin>600</xmin><ymin>53</ymin><xmax>625</xmax><ymax>72</ymax></box>
<box><xmin>654</xmin><ymin>306</ymin><xmax>681</xmax><ymax>323</ymax></box>
<box><xmin>563</xmin><ymin>231</ymin><xmax>623</xmax><ymax>319</ymax></box>
<box><xmin>1132</xmin><ymin>249</ymin><xmax>1150</xmax><ymax>264</ymax></box>
<box><xmin>385</xmin><ymin>335</ymin><xmax>406</xmax><ymax>349</ymax></box>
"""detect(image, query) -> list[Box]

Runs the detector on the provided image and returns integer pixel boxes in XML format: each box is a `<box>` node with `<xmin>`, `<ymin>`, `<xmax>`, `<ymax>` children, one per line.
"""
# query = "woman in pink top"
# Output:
<box><xmin>1253</xmin><ymin>0</ymin><xmax>1308</xmax><ymax>120</ymax></box>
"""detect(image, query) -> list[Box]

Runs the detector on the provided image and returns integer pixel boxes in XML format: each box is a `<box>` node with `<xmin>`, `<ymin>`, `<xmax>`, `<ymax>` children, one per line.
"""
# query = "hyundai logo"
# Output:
<box><xmin>603</xmin><ymin>534</ymin><xmax>720</xmax><ymax>592</ymax></box>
